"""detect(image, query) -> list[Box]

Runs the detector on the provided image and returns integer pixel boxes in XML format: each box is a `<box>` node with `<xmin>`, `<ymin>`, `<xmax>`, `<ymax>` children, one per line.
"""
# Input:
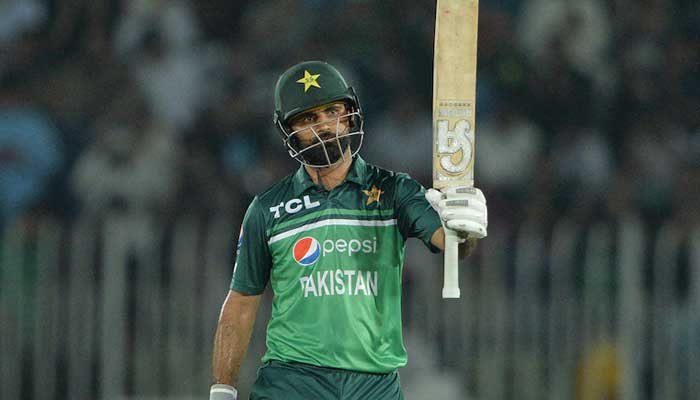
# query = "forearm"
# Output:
<box><xmin>212</xmin><ymin>291</ymin><xmax>261</xmax><ymax>386</ymax></box>
<box><xmin>461</xmin><ymin>237</ymin><xmax>478</xmax><ymax>258</ymax></box>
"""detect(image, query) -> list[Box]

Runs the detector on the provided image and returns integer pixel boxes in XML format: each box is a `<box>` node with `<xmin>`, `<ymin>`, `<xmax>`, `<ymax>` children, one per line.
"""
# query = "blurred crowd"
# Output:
<box><xmin>1</xmin><ymin>0</ymin><xmax>699</xmax><ymax>232</ymax></box>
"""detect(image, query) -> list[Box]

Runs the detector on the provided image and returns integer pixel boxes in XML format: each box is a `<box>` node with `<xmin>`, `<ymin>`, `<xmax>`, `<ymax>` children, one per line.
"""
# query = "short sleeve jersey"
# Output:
<box><xmin>230</xmin><ymin>156</ymin><xmax>441</xmax><ymax>373</ymax></box>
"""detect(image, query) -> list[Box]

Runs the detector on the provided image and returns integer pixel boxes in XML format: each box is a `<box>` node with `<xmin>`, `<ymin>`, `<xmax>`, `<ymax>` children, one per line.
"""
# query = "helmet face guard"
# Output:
<box><xmin>273</xmin><ymin>61</ymin><xmax>365</xmax><ymax>167</ymax></box>
<box><xmin>276</xmin><ymin>109</ymin><xmax>364</xmax><ymax>168</ymax></box>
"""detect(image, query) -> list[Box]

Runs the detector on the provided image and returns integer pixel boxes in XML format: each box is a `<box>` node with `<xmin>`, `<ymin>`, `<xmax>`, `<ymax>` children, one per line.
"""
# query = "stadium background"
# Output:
<box><xmin>1</xmin><ymin>0</ymin><xmax>699</xmax><ymax>399</ymax></box>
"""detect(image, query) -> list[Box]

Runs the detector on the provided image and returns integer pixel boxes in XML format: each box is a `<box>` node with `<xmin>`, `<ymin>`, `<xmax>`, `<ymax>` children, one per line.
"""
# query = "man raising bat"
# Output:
<box><xmin>209</xmin><ymin>60</ymin><xmax>487</xmax><ymax>400</ymax></box>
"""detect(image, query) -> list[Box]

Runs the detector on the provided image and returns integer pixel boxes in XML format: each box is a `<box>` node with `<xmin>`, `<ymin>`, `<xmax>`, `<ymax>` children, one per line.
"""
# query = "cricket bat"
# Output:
<box><xmin>432</xmin><ymin>0</ymin><xmax>479</xmax><ymax>298</ymax></box>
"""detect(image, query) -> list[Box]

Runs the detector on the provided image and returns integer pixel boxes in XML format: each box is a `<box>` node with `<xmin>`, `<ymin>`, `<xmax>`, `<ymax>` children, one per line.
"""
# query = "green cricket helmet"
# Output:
<box><xmin>273</xmin><ymin>61</ymin><xmax>364</xmax><ymax>168</ymax></box>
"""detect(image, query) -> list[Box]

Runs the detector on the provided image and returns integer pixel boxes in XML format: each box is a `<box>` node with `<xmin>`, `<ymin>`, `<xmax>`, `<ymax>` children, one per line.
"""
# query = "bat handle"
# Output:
<box><xmin>442</xmin><ymin>229</ymin><xmax>461</xmax><ymax>298</ymax></box>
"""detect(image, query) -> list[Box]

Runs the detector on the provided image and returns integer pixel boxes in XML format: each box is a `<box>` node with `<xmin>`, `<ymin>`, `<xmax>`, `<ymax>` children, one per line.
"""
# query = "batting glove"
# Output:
<box><xmin>210</xmin><ymin>384</ymin><xmax>237</xmax><ymax>400</ymax></box>
<box><xmin>425</xmin><ymin>187</ymin><xmax>488</xmax><ymax>239</ymax></box>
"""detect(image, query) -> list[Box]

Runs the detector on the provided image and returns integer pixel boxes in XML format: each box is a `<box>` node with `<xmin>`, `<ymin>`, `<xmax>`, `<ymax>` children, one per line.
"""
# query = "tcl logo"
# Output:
<box><xmin>269</xmin><ymin>195</ymin><xmax>320</xmax><ymax>219</ymax></box>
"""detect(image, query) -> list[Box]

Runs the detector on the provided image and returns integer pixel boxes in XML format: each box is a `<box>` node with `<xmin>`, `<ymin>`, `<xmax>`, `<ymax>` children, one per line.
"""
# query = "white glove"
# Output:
<box><xmin>210</xmin><ymin>384</ymin><xmax>237</xmax><ymax>400</ymax></box>
<box><xmin>425</xmin><ymin>186</ymin><xmax>488</xmax><ymax>239</ymax></box>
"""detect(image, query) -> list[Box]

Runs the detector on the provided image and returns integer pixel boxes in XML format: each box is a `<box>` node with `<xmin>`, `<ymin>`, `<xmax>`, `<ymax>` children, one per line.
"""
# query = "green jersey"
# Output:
<box><xmin>230</xmin><ymin>156</ymin><xmax>441</xmax><ymax>373</ymax></box>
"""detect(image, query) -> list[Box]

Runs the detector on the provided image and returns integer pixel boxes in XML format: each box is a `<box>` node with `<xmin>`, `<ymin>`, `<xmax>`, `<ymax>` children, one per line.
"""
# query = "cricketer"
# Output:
<box><xmin>209</xmin><ymin>61</ymin><xmax>488</xmax><ymax>400</ymax></box>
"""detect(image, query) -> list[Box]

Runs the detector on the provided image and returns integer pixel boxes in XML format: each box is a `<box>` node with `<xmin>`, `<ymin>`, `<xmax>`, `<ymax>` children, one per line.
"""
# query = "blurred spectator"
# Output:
<box><xmin>219</xmin><ymin>123</ymin><xmax>267</xmax><ymax>195</ymax></box>
<box><xmin>362</xmin><ymin>94</ymin><xmax>432</xmax><ymax>182</ymax></box>
<box><xmin>668</xmin><ymin>165</ymin><xmax>700</xmax><ymax>235</ymax></box>
<box><xmin>476</xmin><ymin>97</ymin><xmax>544</xmax><ymax>198</ymax></box>
<box><xmin>114</xmin><ymin>0</ymin><xmax>225</xmax><ymax>133</ymax></box>
<box><xmin>672</xmin><ymin>113</ymin><xmax>700</xmax><ymax>167</ymax></box>
<box><xmin>516</xmin><ymin>0</ymin><xmax>614</xmax><ymax>93</ymax></box>
<box><xmin>474</xmin><ymin>8</ymin><xmax>523</xmax><ymax>119</ymax></box>
<box><xmin>666</xmin><ymin>35</ymin><xmax>700</xmax><ymax>166</ymax></box>
<box><xmin>70</xmin><ymin>83</ymin><xmax>180</xmax><ymax>219</ymax></box>
<box><xmin>615</xmin><ymin>39</ymin><xmax>668</xmax><ymax>113</ymax></box>
<box><xmin>46</xmin><ymin>0</ymin><xmax>112</xmax><ymax>56</ymax></box>
<box><xmin>236</xmin><ymin>1</ymin><xmax>315</xmax><ymax>67</ymax></box>
<box><xmin>0</xmin><ymin>0</ymin><xmax>46</xmax><ymax>45</ymax></box>
<box><xmin>524</xmin><ymin>37</ymin><xmax>595</xmax><ymax>136</ymax></box>
<box><xmin>115</xmin><ymin>0</ymin><xmax>200</xmax><ymax>54</ymax></box>
<box><xmin>576</xmin><ymin>340</ymin><xmax>621</xmax><ymax>400</ymax></box>
<box><xmin>620</xmin><ymin>113</ymin><xmax>685</xmax><ymax>220</ymax></box>
<box><xmin>550</xmin><ymin>123</ymin><xmax>614</xmax><ymax>220</ymax></box>
<box><xmin>552</xmin><ymin>125</ymin><xmax>614</xmax><ymax>191</ymax></box>
<box><xmin>0</xmin><ymin>70</ymin><xmax>63</xmax><ymax>225</ymax></box>
<box><xmin>178</xmin><ymin>112</ymin><xmax>228</xmax><ymax>216</ymax></box>
<box><xmin>191</xmin><ymin>1</ymin><xmax>246</xmax><ymax>41</ymax></box>
<box><xmin>612</xmin><ymin>0</ymin><xmax>672</xmax><ymax>40</ymax></box>
<box><xmin>0</xmin><ymin>0</ymin><xmax>46</xmax><ymax>78</ymax></box>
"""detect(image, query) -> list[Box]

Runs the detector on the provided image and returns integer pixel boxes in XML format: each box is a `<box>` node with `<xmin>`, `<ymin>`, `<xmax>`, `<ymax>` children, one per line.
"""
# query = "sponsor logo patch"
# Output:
<box><xmin>293</xmin><ymin>237</ymin><xmax>321</xmax><ymax>266</ymax></box>
<box><xmin>292</xmin><ymin>236</ymin><xmax>379</xmax><ymax>266</ymax></box>
<box><xmin>269</xmin><ymin>195</ymin><xmax>321</xmax><ymax>219</ymax></box>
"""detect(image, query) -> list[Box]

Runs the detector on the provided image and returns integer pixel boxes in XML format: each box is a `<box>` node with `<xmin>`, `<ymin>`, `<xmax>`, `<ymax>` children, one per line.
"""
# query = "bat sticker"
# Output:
<box><xmin>436</xmin><ymin>119</ymin><xmax>473</xmax><ymax>174</ymax></box>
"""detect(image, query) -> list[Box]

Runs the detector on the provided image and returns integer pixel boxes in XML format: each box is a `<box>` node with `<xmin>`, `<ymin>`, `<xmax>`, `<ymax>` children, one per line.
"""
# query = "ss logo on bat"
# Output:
<box><xmin>436</xmin><ymin>119</ymin><xmax>473</xmax><ymax>174</ymax></box>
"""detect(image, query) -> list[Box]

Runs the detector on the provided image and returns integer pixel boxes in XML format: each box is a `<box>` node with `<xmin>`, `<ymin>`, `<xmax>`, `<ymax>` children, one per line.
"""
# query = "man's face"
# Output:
<box><xmin>287</xmin><ymin>102</ymin><xmax>353</xmax><ymax>166</ymax></box>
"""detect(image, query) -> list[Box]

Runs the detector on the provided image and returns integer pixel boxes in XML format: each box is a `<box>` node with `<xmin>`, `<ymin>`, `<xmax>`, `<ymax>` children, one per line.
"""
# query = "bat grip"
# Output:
<box><xmin>442</xmin><ymin>229</ymin><xmax>461</xmax><ymax>298</ymax></box>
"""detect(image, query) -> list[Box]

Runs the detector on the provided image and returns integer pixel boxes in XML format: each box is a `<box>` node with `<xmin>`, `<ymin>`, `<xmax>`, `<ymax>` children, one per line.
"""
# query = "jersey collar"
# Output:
<box><xmin>292</xmin><ymin>155</ymin><xmax>368</xmax><ymax>195</ymax></box>
<box><xmin>344</xmin><ymin>155</ymin><xmax>367</xmax><ymax>186</ymax></box>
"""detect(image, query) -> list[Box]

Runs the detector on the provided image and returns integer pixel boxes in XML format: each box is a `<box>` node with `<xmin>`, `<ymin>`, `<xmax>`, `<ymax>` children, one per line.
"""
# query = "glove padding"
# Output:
<box><xmin>425</xmin><ymin>186</ymin><xmax>488</xmax><ymax>239</ymax></box>
<box><xmin>210</xmin><ymin>384</ymin><xmax>237</xmax><ymax>400</ymax></box>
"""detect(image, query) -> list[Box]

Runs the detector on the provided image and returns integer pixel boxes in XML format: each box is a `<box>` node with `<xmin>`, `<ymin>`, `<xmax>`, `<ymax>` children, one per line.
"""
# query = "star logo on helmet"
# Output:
<box><xmin>296</xmin><ymin>70</ymin><xmax>321</xmax><ymax>92</ymax></box>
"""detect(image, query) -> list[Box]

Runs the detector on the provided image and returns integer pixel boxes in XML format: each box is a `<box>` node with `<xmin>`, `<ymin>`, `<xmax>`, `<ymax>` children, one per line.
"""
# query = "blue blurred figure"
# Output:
<box><xmin>0</xmin><ymin>71</ymin><xmax>63</xmax><ymax>225</ymax></box>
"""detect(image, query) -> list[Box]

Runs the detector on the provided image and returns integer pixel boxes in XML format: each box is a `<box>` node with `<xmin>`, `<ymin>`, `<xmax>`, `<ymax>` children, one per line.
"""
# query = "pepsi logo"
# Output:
<box><xmin>293</xmin><ymin>236</ymin><xmax>321</xmax><ymax>266</ymax></box>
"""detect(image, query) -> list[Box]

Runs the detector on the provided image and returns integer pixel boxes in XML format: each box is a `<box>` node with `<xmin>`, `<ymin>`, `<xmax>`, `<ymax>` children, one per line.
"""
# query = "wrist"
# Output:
<box><xmin>210</xmin><ymin>383</ymin><xmax>237</xmax><ymax>400</ymax></box>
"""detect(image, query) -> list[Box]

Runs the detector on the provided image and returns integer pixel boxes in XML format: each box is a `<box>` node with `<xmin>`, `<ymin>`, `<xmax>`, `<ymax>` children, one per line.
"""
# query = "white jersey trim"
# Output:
<box><xmin>268</xmin><ymin>218</ymin><xmax>397</xmax><ymax>244</ymax></box>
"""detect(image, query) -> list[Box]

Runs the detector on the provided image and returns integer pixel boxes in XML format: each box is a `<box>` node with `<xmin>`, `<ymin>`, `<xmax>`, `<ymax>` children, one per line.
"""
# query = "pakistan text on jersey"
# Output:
<box><xmin>299</xmin><ymin>270</ymin><xmax>378</xmax><ymax>298</ymax></box>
